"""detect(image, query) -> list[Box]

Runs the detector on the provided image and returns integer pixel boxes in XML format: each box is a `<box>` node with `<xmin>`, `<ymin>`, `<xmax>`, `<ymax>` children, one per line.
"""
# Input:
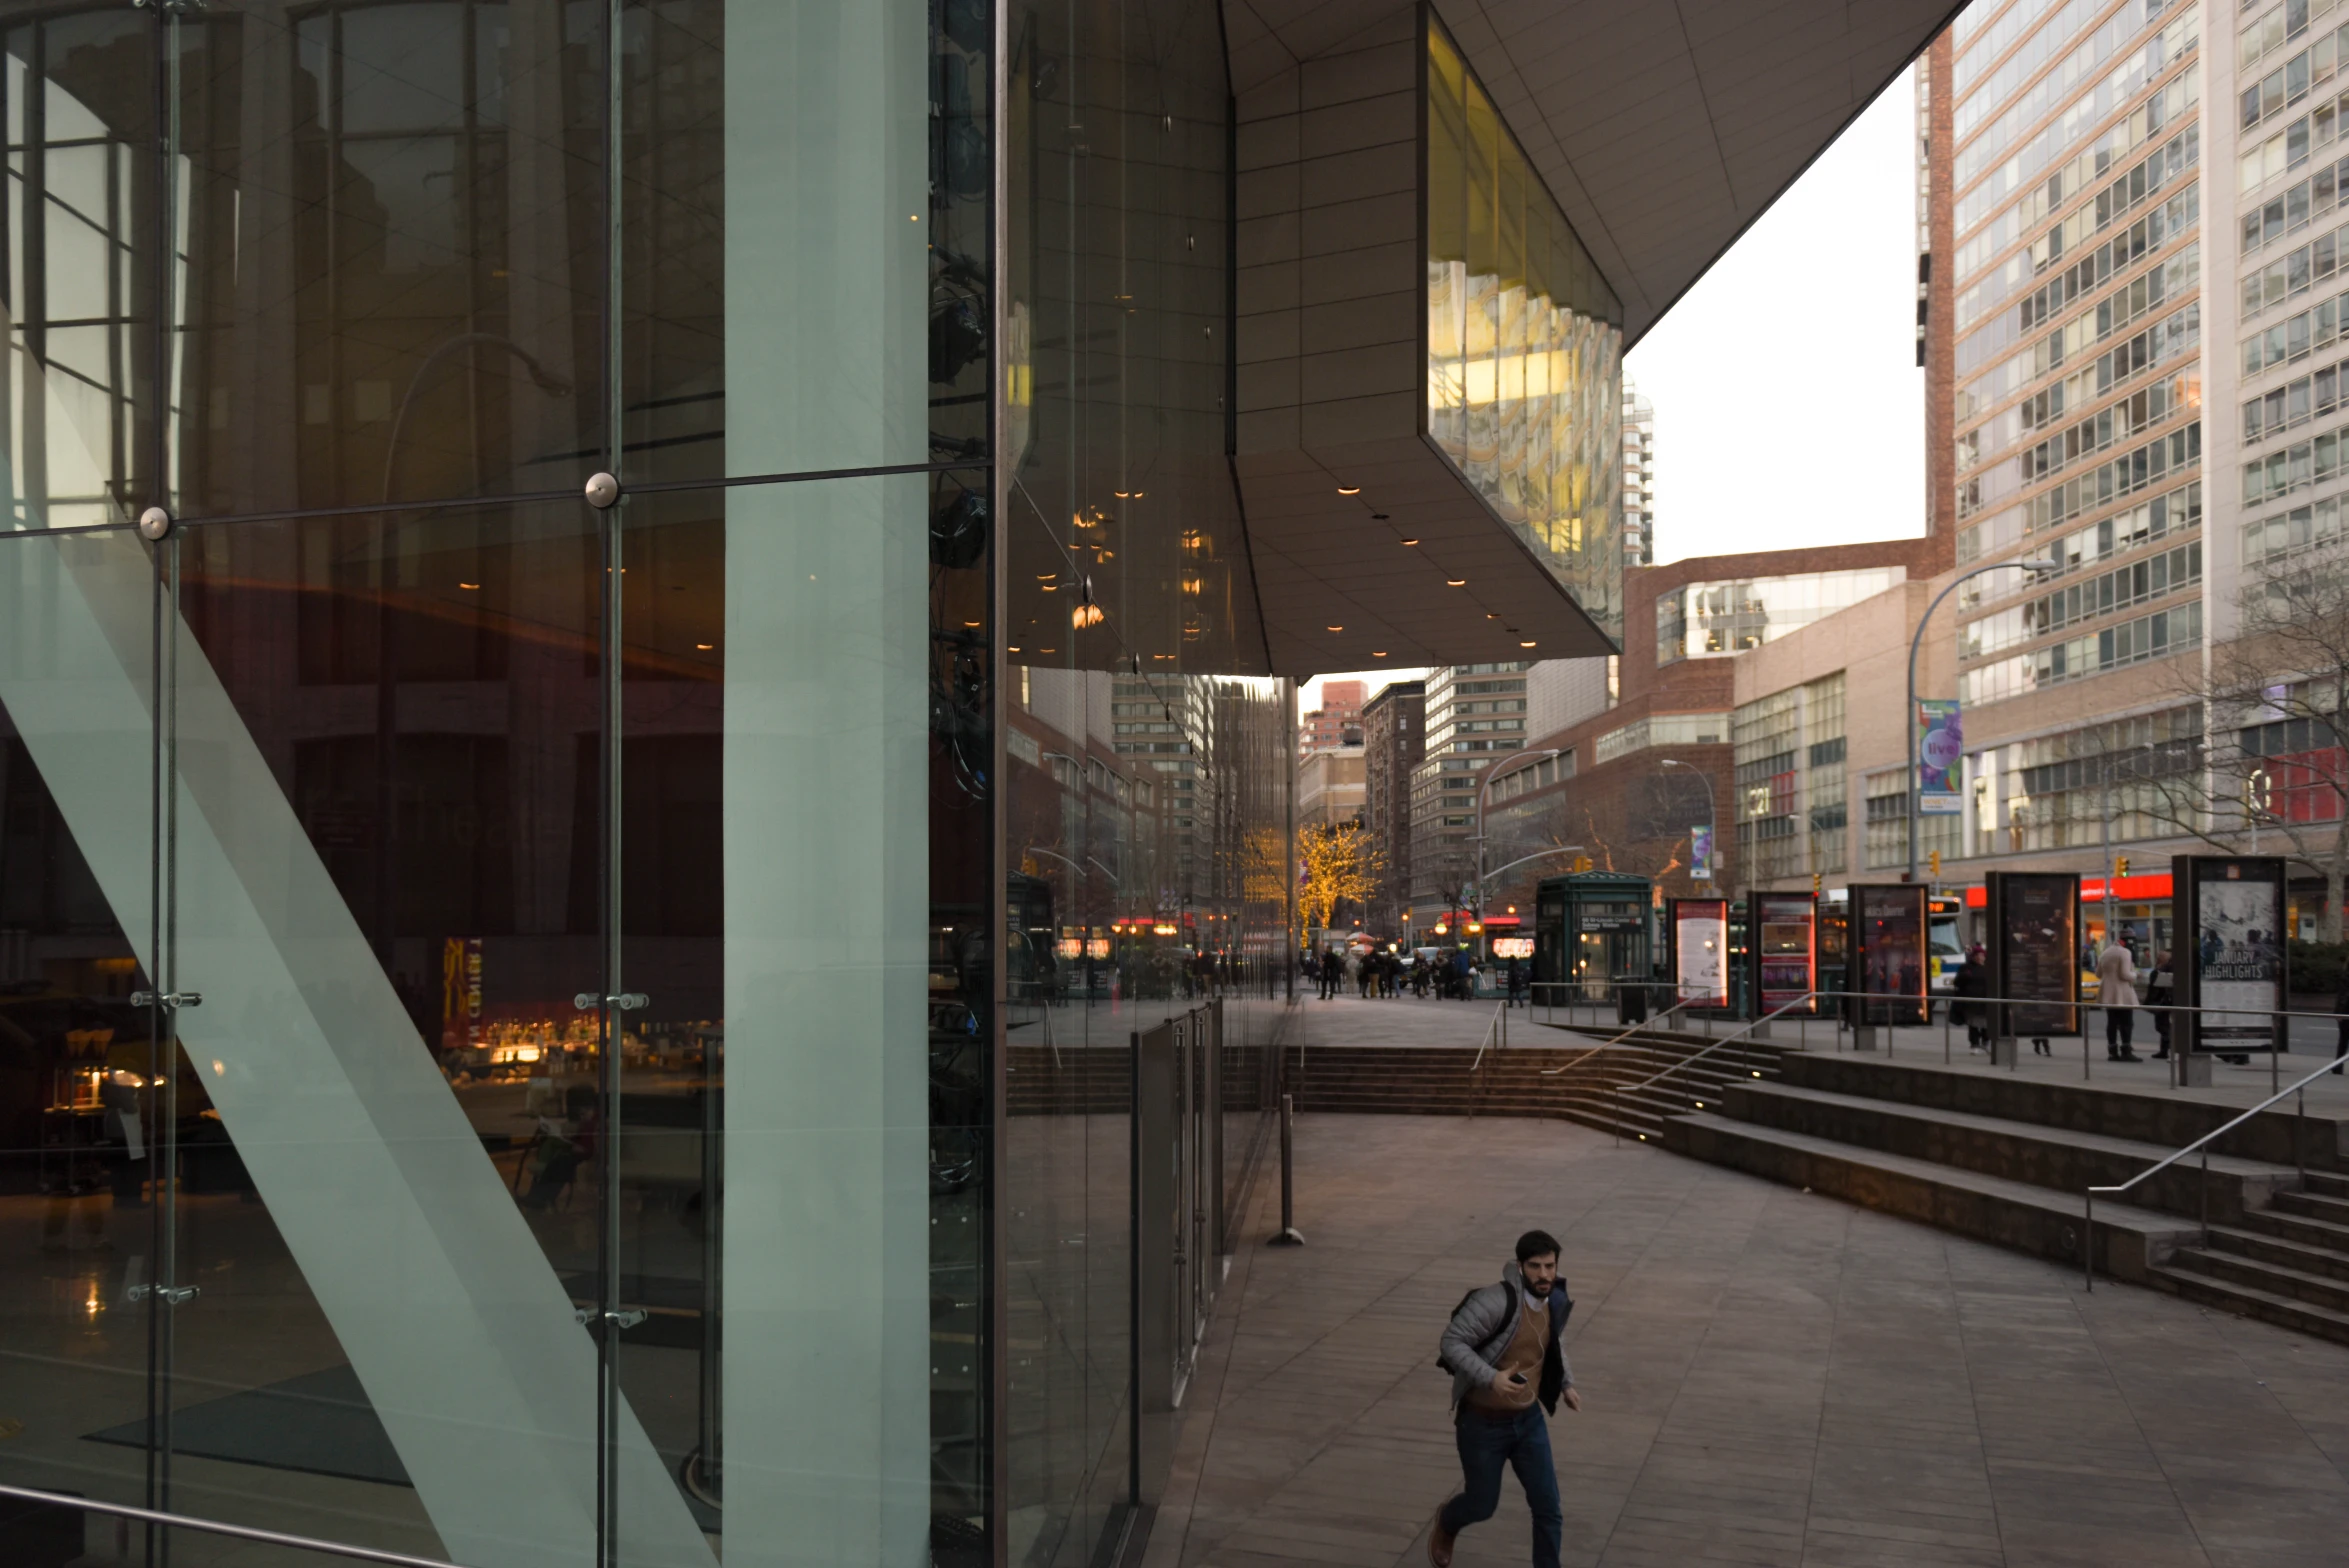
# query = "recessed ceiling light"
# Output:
<box><xmin>1446</xmin><ymin>578</ymin><xmax>1466</xmax><ymax>587</ymax></box>
<box><xmin>1326</xmin><ymin>624</ymin><xmax>1344</xmax><ymax>632</ymax></box>
<box><xmin>1401</xmin><ymin>538</ymin><xmax>1420</xmax><ymax>546</ymax></box>
<box><xmin>458</xmin><ymin>581</ymin><xmax>480</xmax><ymax>590</ymax></box>
<box><xmin>963</xmin><ymin>619</ymin><xmax>982</xmax><ymax>628</ymax></box>
<box><xmin>695</xmin><ymin>642</ymin><xmax>715</xmax><ymax>650</ymax></box>
<box><xmin>1520</xmin><ymin>640</ymin><xmax>1537</xmax><ymax>648</ymax></box>
<box><xmin>1337</xmin><ymin>485</ymin><xmax>1360</xmax><ymax>496</ymax></box>
<box><xmin>1372</xmin><ymin>650</ymin><xmax>1388</xmax><ymax>658</ymax></box>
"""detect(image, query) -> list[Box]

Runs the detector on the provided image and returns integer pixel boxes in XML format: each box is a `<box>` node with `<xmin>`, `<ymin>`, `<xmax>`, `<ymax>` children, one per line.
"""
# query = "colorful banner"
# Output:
<box><xmin>1690</xmin><ymin>824</ymin><xmax>1714</xmax><ymax>882</ymax></box>
<box><xmin>1918</xmin><ymin>699</ymin><xmax>1963</xmax><ymax>814</ymax></box>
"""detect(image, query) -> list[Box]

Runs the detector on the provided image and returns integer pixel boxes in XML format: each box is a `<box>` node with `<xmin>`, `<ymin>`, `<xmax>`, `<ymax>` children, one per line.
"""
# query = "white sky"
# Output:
<box><xmin>1628</xmin><ymin>72</ymin><xmax>1925</xmax><ymax>563</ymax></box>
<box><xmin>1304</xmin><ymin>71</ymin><xmax>1923</xmax><ymax>709</ymax></box>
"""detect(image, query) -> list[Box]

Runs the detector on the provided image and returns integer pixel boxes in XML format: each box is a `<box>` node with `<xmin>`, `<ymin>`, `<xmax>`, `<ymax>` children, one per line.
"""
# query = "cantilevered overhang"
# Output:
<box><xmin>1223</xmin><ymin>0</ymin><xmax>1956</xmax><ymax>674</ymax></box>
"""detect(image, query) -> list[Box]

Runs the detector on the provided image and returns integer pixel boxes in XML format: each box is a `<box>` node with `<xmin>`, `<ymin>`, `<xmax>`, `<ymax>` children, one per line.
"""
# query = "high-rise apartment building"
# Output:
<box><xmin>1361</xmin><ymin>680</ymin><xmax>1428</xmax><ymax>926</ymax></box>
<box><xmin>1934</xmin><ymin>0</ymin><xmax>2214</xmax><ymax>913</ymax></box>
<box><xmin>1623</xmin><ymin>377</ymin><xmax>1657</xmax><ymax>567</ymax></box>
<box><xmin>1298</xmin><ymin>678</ymin><xmax>1367</xmax><ymax>755</ymax></box>
<box><xmin>1407</xmin><ymin>662</ymin><xmax>1531</xmax><ymax>918</ymax></box>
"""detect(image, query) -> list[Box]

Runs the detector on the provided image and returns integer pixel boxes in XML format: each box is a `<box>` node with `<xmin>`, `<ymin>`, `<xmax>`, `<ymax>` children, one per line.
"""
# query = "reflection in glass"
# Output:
<box><xmin>174</xmin><ymin>0</ymin><xmax>606</xmax><ymax>516</ymax></box>
<box><xmin>1655</xmin><ymin>566</ymin><xmax>1907</xmax><ymax>664</ymax></box>
<box><xmin>1425</xmin><ymin>19</ymin><xmax>1624</xmax><ymax>640</ymax></box>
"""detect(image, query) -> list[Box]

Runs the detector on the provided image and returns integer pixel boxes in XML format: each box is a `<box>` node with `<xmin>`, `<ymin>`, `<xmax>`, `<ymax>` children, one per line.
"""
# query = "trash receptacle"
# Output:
<box><xmin>1617</xmin><ymin>981</ymin><xmax>1650</xmax><ymax>1025</ymax></box>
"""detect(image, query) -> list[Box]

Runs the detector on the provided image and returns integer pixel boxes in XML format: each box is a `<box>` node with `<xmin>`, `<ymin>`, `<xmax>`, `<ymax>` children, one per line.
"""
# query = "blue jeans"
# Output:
<box><xmin>1439</xmin><ymin>1406</ymin><xmax>1561</xmax><ymax>1568</ymax></box>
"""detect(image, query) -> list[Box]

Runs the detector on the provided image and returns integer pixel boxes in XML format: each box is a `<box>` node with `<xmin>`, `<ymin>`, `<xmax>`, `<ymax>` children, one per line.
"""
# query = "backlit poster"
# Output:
<box><xmin>1850</xmin><ymin>884</ymin><xmax>1928</xmax><ymax>1025</ymax></box>
<box><xmin>1751</xmin><ymin>891</ymin><xmax>1817</xmax><ymax>1016</ymax></box>
<box><xmin>1988</xmin><ymin>872</ymin><xmax>2078</xmax><ymax>1039</ymax></box>
<box><xmin>1918</xmin><ymin>699</ymin><xmax>1963</xmax><ymax>814</ymax></box>
<box><xmin>1671</xmin><ymin>897</ymin><xmax>1729</xmax><ymax>1008</ymax></box>
<box><xmin>2180</xmin><ymin>856</ymin><xmax>2288</xmax><ymax>1054</ymax></box>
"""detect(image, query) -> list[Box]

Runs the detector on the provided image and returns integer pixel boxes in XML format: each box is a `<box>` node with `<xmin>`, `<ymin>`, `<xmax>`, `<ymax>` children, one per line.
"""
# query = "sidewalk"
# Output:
<box><xmin>1141</xmin><ymin>1114</ymin><xmax>2349</xmax><ymax>1568</ymax></box>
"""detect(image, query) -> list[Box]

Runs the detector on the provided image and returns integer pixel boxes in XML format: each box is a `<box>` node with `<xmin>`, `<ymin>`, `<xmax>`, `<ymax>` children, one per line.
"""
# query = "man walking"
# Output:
<box><xmin>1429</xmin><ymin>1231</ymin><xmax>1579</xmax><ymax>1568</ymax></box>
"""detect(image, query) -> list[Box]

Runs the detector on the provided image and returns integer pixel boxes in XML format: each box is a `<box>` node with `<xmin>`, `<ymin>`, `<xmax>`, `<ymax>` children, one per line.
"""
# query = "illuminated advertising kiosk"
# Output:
<box><xmin>1847</xmin><ymin>884</ymin><xmax>1930</xmax><ymax>1026</ymax></box>
<box><xmin>1745</xmin><ymin>890</ymin><xmax>1818</xmax><ymax>1018</ymax></box>
<box><xmin>1985</xmin><ymin>871</ymin><xmax>2080</xmax><ymax>1052</ymax></box>
<box><xmin>2175</xmin><ymin>856</ymin><xmax>2289</xmax><ymax>1079</ymax></box>
<box><xmin>1668</xmin><ymin>897</ymin><xmax>1731</xmax><ymax>1011</ymax></box>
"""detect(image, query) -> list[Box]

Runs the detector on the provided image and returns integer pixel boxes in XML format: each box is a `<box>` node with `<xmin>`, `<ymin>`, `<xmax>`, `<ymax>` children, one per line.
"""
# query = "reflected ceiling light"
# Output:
<box><xmin>963</xmin><ymin>619</ymin><xmax>983</xmax><ymax>628</ymax></box>
<box><xmin>1400</xmin><ymin>538</ymin><xmax>1419</xmax><ymax>547</ymax></box>
<box><xmin>1446</xmin><ymin>578</ymin><xmax>1466</xmax><ymax>587</ymax></box>
<box><xmin>1486</xmin><ymin>613</ymin><xmax>1499</xmax><ymax>620</ymax></box>
<box><xmin>1114</xmin><ymin>489</ymin><xmax>1130</xmax><ymax>497</ymax></box>
<box><xmin>1326</xmin><ymin>624</ymin><xmax>1343</xmax><ymax>632</ymax></box>
<box><xmin>695</xmin><ymin>642</ymin><xmax>715</xmax><ymax>651</ymax></box>
<box><xmin>1336</xmin><ymin>485</ymin><xmax>1360</xmax><ymax>496</ymax></box>
<box><xmin>1073</xmin><ymin>602</ymin><xmax>1104</xmax><ymax>628</ymax></box>
<box><xmin>1041</xmin><ymin>583</ymin><xmax>1058</xmax><ymax>592</ymax></box>
<box><xmin>1520</xmin><ymin>640</ymin><xmax>1537</xmax><ymax>648</ymax></box>
<box><xmin>1008</xmin><ymin>645</ymin><xmax>1023</xmax><ymax>652</ymax></box>
<box><xmin>458</xmin><ymin>581</ymin><xmax>480</xmax><ymax>590</ymax></box>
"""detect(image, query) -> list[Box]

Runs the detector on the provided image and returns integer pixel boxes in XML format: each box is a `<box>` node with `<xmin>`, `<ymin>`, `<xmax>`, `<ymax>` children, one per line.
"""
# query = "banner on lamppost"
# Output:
<box><xmin>1917</xmin><ymin>699</ymin><xmax>1964</xmax><ymax>814</ymax></box>
<box><xmin>1689</xmin><ymin>824</ymin><xmax>1714</xmax><ymax>882</ymax></box>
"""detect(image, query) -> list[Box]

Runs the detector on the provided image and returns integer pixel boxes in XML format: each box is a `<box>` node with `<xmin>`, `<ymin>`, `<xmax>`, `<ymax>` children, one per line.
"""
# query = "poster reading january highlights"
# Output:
<box><xmin>2191</xmin><ymin>860</ymin><xmax>2286</xmax><ymax>1051</ymax></box>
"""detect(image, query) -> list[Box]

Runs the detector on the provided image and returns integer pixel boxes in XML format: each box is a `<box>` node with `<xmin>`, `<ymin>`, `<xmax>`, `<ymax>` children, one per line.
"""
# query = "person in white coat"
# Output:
<box><xmin>2096</xmin><ymin>939</ymin><xmax>2142</xmax><ymax>1062</ymax></box>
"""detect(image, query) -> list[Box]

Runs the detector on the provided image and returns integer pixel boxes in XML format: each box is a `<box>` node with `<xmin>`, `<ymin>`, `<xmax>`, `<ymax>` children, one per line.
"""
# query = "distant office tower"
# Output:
<box><xmin>1362</xmin><ymin>679</ymin><xmax>1428</xmax><ymax>924</ymax></box>
<box><xmin>1298</xmin><ymin>678</ymin><xmax>1366</xmax><ymax>756</ymax></box>
<box><xmin>1622</xmin><ymin>377</ymin><xmax>1655</xmax><ymax>566</ymax></box>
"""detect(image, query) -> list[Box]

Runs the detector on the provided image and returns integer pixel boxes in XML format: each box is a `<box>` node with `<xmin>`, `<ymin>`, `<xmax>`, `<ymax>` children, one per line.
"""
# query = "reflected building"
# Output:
<box><xmin>0</xmin><ymin>3</ymin><xmax>1957</xmax><ymax>1566</ymax></box>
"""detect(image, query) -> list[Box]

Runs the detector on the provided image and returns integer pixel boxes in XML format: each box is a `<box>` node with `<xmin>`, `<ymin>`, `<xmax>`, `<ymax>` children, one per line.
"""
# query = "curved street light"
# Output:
<box><xmin>1906</xmin><ymin>557</ymin><xmax>2060</xmax><ymax>885</ymax></box>
<box><xmin>1474</xmin><ymin>748</ymin><xmax>1566</xmax><ymax>957</ymax></box>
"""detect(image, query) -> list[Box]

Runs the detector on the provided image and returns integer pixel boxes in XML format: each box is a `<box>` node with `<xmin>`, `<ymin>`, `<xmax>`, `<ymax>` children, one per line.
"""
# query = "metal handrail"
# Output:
<box><xmin>2082</xmin><ymin>1047</ymin><xmax>2349</xmax><ymax>1290</ymax></box>
<box><xmin>1610</xmin><ymin>990</ymin><xmax>1821</xmax><ymax>1145</ymax></box>
<box><xmin>0</xmin><ymin>1481</ymin><xmax>474</xmax><ymax>1568</ymax></box>
<box><xmin>1537</xmin><ymin>996</ymin><xmax>1694</xmax><ymax>1076</ymax></box>
<box><xmin>1470</xmin><ymin>1000</ymin><xmax>1508</xmax><ymax>1073</ymax></box>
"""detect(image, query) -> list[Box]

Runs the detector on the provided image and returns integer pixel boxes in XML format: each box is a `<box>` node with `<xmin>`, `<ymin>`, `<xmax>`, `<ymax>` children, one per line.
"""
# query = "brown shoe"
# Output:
<box><xmin>1428</xmin><ymin>1511</ymin><xmax>1455</xmax><ymax>1567</ymax></box>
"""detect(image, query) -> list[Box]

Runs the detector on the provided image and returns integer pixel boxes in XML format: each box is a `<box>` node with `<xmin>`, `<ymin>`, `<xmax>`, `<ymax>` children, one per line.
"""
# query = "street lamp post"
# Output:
<box><xmin>1659</xmin><ymin>758</ymin><xmax>1716</xmax><ymax>884</ymax></box>
<box><xmin>1475</xmin><ymin>748</ymin><xmax>1565</xmax><ymax>958</ymax></box>
<box><xmin>1906</xmin><ymin>558</ymin><xmax>2061</xmax><ymax>886</ymax></box>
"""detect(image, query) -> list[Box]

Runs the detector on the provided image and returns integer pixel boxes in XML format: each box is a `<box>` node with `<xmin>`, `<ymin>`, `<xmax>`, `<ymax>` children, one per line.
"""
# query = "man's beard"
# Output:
<box><xmin>1524</xmin><ymin>1280</ymin><xmax>1551</xmax><ymax>1297</ymax></box>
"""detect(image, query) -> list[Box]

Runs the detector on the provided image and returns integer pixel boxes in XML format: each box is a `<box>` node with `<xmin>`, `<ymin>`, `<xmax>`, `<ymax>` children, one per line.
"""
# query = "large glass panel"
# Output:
<box><xmin>173</xmin><ymin>0</ymin><xmax>608</xmax><ymax>516</ymax></box>
<box><xmin>1424</xmin><ymin>18</ymin><xmax>1624</xmax><ymax>640</ymax></box>
<box><xmin>159</xmin><ymin>497</ymin><xmax>679</xmax><ymax>1563</ymax></box>
<box><xmin>0</xmin><ymin>525</ymin><xmax>168</xmax><ymax>1540</ymax></box>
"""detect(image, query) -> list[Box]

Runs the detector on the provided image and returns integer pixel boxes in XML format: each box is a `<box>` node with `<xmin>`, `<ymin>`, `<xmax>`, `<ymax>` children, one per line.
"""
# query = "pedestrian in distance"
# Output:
<box><xmin>2147</xmin><ymin>949</ymin><xmax>2176</xmax><ymax>1059</ymax></box>
<box><xmin>1429</xmin><ymin>1230</ymin><xmax>1579</xmax><ymax>1568</ymax></box>
<box><xmin>1953</xmin><ymin>944</ymin><xmax>1989</xmax><ymax>1052</ymax></box>
<box><xmin>2096</xmin><ymin>937</ymin><xmax>2141</xmax><ymax>1062</ymax></box>
<box><xmin>2333</xmin><ymin>963</ymin><xmax>2349</xmax><ymax>1074</ymax></box>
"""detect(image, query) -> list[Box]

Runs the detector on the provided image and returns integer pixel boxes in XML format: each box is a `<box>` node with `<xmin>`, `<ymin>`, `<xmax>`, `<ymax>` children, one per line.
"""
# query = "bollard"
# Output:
<box><xmin>1269</xmin><ymin>1093</ymin><xmax>1305</xmax><ymax>1246</ymax></box>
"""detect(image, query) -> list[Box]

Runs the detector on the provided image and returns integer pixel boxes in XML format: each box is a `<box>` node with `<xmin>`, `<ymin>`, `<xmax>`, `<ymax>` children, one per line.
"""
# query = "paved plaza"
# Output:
<box><xmin>1141</xmin><ymin>1113</ymin><xmax>2349</xmax><ymax>1568</ymax></box>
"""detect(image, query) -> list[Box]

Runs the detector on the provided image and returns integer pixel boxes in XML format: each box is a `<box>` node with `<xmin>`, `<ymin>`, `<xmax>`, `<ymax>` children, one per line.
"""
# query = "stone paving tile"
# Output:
<box><xmin>1138</xmin><ymin>1114</ymin><xmax>2349</xmax><ymax>1568</ymax></box>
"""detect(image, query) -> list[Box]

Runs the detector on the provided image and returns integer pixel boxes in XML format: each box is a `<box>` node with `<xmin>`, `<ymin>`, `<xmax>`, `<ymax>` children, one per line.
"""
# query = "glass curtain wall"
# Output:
<box><xmin>0</xmin><ymin>6</ymin><xmax>994</xmax><ymax>1568</ymax></box>
<box><xmin>1422</xmin><ymin>16</ymin><xmax>1624</xmax><ymax>640</ymax></box>
<box><xmin>999</xmin><ymin>0</ymin><xmax>1290</xmax><ymax>1563</ymax></box>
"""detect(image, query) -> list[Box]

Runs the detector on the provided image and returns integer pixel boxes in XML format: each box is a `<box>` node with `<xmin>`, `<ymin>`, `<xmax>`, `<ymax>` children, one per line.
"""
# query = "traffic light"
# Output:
<box><xmin>2116</xmin><ymin>855</ymin><xmax>2130</xmax><ymax>878</ymax></box>
<box><xmin>1928</xmin><ymin>849</ymin><xmax>1941</xmax><ymax>878</ymax></box>
<box><xmin>1811</xmin><ymin>872</ymin><xmax>1822</xmax><ymax>895</ymax></box>
<box><xmin>1572</xmin><ymin>855</ymin><xmax>1593</xmax><ymax>873</ymax></box>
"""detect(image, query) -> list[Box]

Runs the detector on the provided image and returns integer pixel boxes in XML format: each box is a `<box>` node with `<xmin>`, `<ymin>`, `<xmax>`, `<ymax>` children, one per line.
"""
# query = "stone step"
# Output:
<box><xmin>2238</xmin><ymin>1204</ymin><xmax>2349</xmax><ymax>1251</ymax></box>
<box><xmin>2169</xmin><ymin>1242</ymin><xmax>2349</xmax><ymax>1315</ymax></box>
<box><xmin>2304</xmin><ymin>1169</ymin><xmax>2349</xmax><ymax>1199</ymax></box>
<box><xmin>2204</xmin><ymin>1221</ymin><xmax>2349</xmax><ymax>1285</ymax></box>
<box><xmin>1718</xmin><ymin>1081</ymin><xmax>2297</xmax><ymax>1222</ymax></box>
<box><xmin>1664</xmin><ymin>1112</ymin><xmax>2194</xmax><ymax>1281</ymax></box>
<box><xmin>2271</xmin><ymin>1188</ymin><xmax>2349</xmax><ymax>1227</ymax></box>
<box><xmin>2150</xmin><ymin>1262</ymin><xmax>2349</xmax><ymax>1349</ymax></box>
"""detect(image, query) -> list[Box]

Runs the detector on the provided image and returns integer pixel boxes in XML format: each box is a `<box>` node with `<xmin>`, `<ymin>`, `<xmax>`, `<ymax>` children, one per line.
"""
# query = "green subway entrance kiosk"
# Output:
<box><xmin>1534</xmin><ymin>872</ymin><xmax>1655</xmax><ymax>1006</ymax></box>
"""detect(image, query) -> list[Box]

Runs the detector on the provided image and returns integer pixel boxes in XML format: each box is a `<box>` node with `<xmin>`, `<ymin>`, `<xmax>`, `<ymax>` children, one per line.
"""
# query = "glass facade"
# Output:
<box><xmin>1423</xmin><ymin>19</ymin><xmax>1625</xmax><ymax>641</ymax></box>
<box><xmin>1655</xmin><ymin>567</ymin><xmax>1905</xmax><ymax>664</ymax></box>
<box><xmin>0</xmin><ymin>5</ymin><xmax>1293</xmax><ymax>1568</ymax></box>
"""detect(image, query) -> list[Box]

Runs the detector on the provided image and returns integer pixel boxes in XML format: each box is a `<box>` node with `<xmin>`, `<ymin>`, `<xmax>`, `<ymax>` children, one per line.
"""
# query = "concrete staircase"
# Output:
<box><xmin>1284</xmin><ymin>1025</ymin><xmax>1795</xmax><ymax>1142</ymax></box>
<box><xmin>1661</xmin><ymin>1050</ymin><xmax>2349</xmax><ymax>1344</ymax></box>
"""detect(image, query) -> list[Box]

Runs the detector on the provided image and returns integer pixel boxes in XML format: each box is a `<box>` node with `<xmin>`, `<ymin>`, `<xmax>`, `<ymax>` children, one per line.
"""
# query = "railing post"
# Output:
<box><xmin>1271</xmin><ymin>1093</ymin><xmax>1303</xmax><ymax>1246</ymax></box>
<box><xmin>2083</xmin><ymin>1193</ymin><xmax>2094</xmax><ymax>1292</ymax></box>
<box><xmin>2297</xmin><ymin>1086</ymin><xmax>2307</xmax><ymax>1180</ymax></box>
<box><xmin>2201</xmin><ymin>1143</ymin><xmax>2211</xmax><ymax>1247</ymax></box>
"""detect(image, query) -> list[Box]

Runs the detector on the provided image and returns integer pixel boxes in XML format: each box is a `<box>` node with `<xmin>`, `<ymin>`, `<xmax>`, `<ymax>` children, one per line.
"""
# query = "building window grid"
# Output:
<box><xmin>2001</xmin><ymin>709</ymin><xmax>2204</xmax><ymax>851</ymax></box>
